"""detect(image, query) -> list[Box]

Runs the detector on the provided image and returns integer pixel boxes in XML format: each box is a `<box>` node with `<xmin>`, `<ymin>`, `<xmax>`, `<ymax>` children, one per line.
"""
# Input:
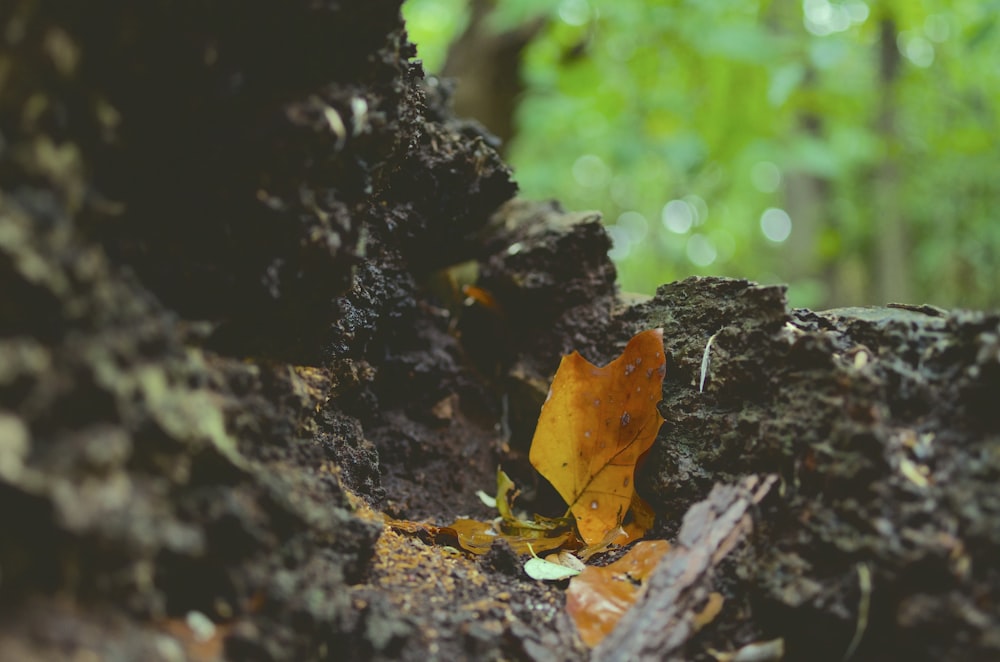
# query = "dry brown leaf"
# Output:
<box><xmin>529</xmin><ymin>329</ymin><xmax>666</xmax><ymax>544</ymax></box>
<box><xmin>384</xmin><ymin>514</ymin><xmax>573</xmax><ymax>556</ymax></box>
<box><xmin>490</xmin><ymin>467</ymin><xmax>578</xmax><ymax>552</ymax></box>
<box><xmin>384</xmin><ymin>517</ymin><xmax>497</xmax><ymax>555</ymax></box>
<box><xmin>444</xmin><ymin>518</ymin><xmax>497</xmax><ymax>554</ymax></box>
<box><xmin>498</xmin><ymin>528</ymin><xmax>576</xmax><ymax>556</ymax></box>
<box><xmin>565</xmin><ymin>539</ymin><xmax>671</xmax><ymax>648</ymax></box>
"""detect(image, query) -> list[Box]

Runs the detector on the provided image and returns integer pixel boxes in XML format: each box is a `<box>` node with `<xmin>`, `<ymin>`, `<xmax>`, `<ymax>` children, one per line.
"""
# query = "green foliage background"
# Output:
<box><xmin>404</xmin><ymin>0</ymin><xmax>1000</xmax><ymax>309</ymax></box>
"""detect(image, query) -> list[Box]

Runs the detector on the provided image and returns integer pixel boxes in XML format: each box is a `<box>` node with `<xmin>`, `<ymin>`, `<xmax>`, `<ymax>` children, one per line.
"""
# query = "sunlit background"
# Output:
<box><xmin>403</xmin><ymin>0</ymin><xmax>1000</xmax><ymax>309</ymax></box>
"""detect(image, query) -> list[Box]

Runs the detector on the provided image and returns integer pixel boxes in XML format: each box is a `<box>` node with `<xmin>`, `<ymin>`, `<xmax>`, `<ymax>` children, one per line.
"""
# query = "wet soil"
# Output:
<box><xmin>1</xmin><ymin>2</ymin><xmax>998</xmax><ymax>661</ymax></box>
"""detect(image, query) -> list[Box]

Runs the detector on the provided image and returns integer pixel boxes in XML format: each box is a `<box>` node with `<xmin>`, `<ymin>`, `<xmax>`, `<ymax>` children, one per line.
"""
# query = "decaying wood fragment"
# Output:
<box><xmin>595</xmin><ymin>474</ymin><xmax>778</xmax><ymax>662</ymax></box>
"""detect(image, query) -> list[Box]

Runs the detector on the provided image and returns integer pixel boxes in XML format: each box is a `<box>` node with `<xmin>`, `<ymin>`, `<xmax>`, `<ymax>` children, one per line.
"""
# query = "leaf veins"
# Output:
<box><xmin>529</xmin><ymin>329</ymin><xmax>666</xmax><ymax>545</ymax></box>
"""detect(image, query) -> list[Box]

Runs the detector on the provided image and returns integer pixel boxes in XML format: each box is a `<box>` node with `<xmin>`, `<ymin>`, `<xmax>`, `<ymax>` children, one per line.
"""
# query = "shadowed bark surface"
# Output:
<box><xmin>1</xmin><ymin>3</ymin><xmax>997</xmax><ymax>661</ymax></box>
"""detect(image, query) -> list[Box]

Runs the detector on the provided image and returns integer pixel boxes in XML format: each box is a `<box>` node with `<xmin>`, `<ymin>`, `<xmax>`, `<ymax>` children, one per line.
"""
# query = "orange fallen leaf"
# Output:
<box><xmin>444</xmin><ymin>518</ymin><xmax>497</xmax><ymax>554</ymax></box>
<box><xmin>383</xmin><ymin>517</ymin><xmax>451</xmax><ymax>543</ymax></box>
<box><xmin>384</xmin><ymin>465</ymin><xmax>579</xmax><ymax>556</ymax></box>
<box><xmin>387</xmin><ymin>515</ymin><xmax>572</xmax><ymax>556</ymax></box>
<box><xmin>383</xmin><ymin>517</ymin><xmax>498</xmax><ymax>555</ymax></box>
<box><xmin>529</xmin><ymin>329</ymin><xmax>666</xmax><ymax>544</ymax></box>
<box><xmin>384</xmin><ymin>513</ymin><xmax>573</xmax><ymax>557</ymax></box>
<box><xmin>461</xmin><ymin>284</ymin><xmax>504</xmax><ymax>315</ymax></box>
<box><xmin>490</xmin><ymin>467</ymin><xmax>578</xmax><ymax>553</ymax></box>
<box><xmin>565</xmin><ymin>539</ymin><xmax>671</xmax><ymax>647</ymax></box>
<box><xmin>445</xmin><ymin>516</ymin><xmax>573</xmax><ymax>556</ymax></box>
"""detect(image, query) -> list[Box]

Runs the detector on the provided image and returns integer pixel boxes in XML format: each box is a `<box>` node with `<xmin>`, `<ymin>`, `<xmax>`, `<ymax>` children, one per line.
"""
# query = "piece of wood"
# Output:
<box><xmin>595</xmin><ymin>475</ymin><xmax>778</xmax><ymax>662</ymax></box>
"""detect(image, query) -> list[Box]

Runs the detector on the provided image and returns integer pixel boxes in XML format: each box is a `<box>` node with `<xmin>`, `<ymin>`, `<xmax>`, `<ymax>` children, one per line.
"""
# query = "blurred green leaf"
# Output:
<box><xmin>405</xmin><ymin>0</ymin><xmax>1000</xmax><ymax>308</ymax></box>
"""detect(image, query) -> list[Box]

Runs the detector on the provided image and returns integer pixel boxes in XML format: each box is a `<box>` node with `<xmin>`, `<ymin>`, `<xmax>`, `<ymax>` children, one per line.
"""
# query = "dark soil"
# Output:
<box><xmin>1</xmin><ymin>2</ymin><xmax>997</xmax><ymax>661</ymax></box>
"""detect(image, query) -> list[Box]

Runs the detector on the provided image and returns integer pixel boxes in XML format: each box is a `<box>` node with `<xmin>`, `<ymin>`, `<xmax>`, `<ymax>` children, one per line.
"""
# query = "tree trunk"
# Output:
<box><xmin>872</xmin><ymin>16</ymin><xmax>911</xmax><ymax>305</ymax></box>
<box><xmin>439</xmin><ymin>0</ymin><xmax>545</xmax><ymax>151</ymax></box>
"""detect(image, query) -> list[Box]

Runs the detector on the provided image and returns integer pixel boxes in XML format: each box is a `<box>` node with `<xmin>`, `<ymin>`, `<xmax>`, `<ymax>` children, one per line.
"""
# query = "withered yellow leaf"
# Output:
<box><xmin>529</xmin><ymin>329</ymin><xmax>666</xmax><ymax>545</ymax></box>
<box><xmin>385</xmin><ymin>466</ymin><xmax>578</xmax><ymax>556</ymax></box>
<box><xmin>565</xmin><ymin>539</ymin><xmax>671</xmax><ymax>647</ymax></box>
<box><xmin>447</xmin><ymin>517</ymin><xmax>573</xmax><ymax>556</ymax></box>
<box><xmin>444</xmin><ymin>518</ymin><xmax>497</xmax><ymax>554</ymax></box>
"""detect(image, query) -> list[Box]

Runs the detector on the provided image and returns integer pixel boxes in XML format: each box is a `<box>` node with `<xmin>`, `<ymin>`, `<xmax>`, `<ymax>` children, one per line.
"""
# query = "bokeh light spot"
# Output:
<box><xmin>617</xmin><ymin>211</ymin><xmax>649</xmax><ymax>244</ymax></box>
<box><xmin>898</xmin><ymin>32</ymin><xmax>935</xmax><ymax>68</ymax></box>
<box><xmin>661</xmin><ymin>199</ymin><xmax>693</xmax><ymax>234</ymax></box>
<box><xmin>686</xmin><ymin>233</ymin><xmax>717</xmax><ymax>267</ymax></box>
<box><xmin>558</xmin><ymin>0</ymin><xmax>591</xmax><ymax>27</ymax></box>
<box><xmin>760</xmin><ymin>208</ymin><xmax>792</xmax><ymax>243</ymax></box>
<box><xmin>572</xmin><ymin>154</ymin><xmax>612</xmax><ymax>189</ymax></box>
<box><xmin>751</xmin><ymin>161</ymin><xmax>782</xmax><ymax>193</ymax></box>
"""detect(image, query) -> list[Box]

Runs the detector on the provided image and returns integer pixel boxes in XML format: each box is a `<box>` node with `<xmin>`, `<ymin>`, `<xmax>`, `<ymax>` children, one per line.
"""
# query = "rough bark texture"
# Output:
<box><xmin>2</xmin><ymin>3</ymin><xmax>998</xmax><ymax>662</ymax></box>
